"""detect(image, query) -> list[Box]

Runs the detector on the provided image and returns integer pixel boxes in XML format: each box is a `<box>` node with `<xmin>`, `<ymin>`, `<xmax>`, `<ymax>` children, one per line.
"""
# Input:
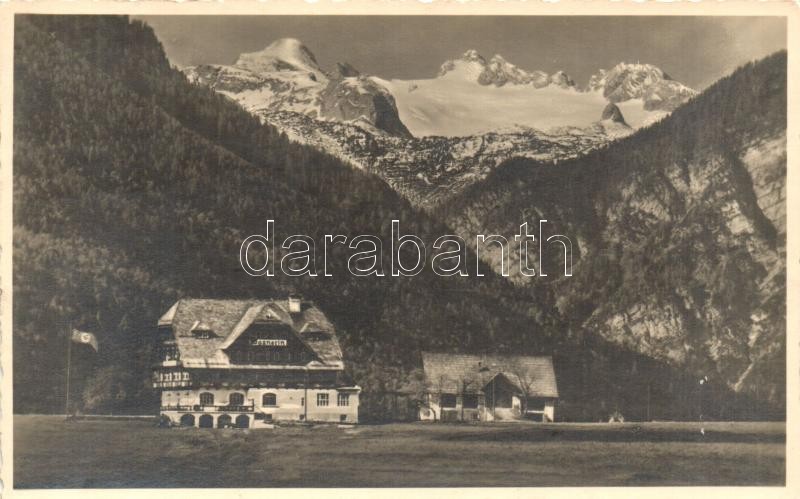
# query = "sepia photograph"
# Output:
<box><xmin>2</xmin><ymin>6</ymin><xmax>795</xmax><ymax>494</ymax></box>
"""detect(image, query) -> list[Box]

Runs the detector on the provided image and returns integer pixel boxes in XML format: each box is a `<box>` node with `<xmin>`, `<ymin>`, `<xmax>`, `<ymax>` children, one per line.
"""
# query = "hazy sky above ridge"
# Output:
<box><xmin>138</xmin><ymin>16</ymin><xmax>787</xmax><ymax>89</ymax></box>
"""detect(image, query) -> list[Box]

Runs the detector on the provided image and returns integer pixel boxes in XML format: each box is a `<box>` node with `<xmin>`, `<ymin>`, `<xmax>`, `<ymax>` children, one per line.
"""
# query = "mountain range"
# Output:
<box><xmin>182</xmin><ymin>36</ymin><xmax>787</xmax><ymax>412</ymax></box>
<box><xmin>184</xmin><ymin>40</ymin><xmax>697</xmax><ymax>207</ymax></box>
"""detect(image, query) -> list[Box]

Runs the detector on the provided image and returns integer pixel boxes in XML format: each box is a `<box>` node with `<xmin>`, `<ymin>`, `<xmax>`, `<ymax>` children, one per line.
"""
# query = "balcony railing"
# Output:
<box><xmin>160</xmin><ymin>404</ymin><xmax>255</xmax><ymax>413</ymax></box>
<box><xmin>152</xmin><ymin>380</ymin><xmax>191</xmax><ymax>389</ymax></box>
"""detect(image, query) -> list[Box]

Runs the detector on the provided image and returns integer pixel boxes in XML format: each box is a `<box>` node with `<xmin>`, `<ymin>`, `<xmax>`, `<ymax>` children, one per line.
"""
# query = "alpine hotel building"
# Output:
<box><xmin>153</xmin><ymin>296</ymin><xmax>360</xmax><ymax>428</ymax></box>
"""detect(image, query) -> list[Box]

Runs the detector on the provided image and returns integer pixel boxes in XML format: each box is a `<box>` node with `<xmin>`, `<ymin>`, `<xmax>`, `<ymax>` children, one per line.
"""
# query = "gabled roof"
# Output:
<box><xmin>158</xmin><ymin>302</ymin><xmax>179</xmax><ymax>327</ymax></box>
<box><xmin>220</xmin><ymin>303</ymin><xmax>267</xmax><ymax>349</ymax></box>
<box><xmin>421</xmin><ymin>352</ymin><xmax>558</xmax><ymax>398</ymax></box>
<box><xmin>158</xmin><ymin>299</ymin><xmax>344</xmax><ymax>369</ymax></box>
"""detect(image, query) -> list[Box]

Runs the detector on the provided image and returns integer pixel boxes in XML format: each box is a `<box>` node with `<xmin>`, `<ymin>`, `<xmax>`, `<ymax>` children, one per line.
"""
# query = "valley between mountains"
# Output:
<box><xmin>186</xmin><ymin>38</ymin><xmax>786</xmax><ymax>412</ymax></box>
<box><xmin>13</xmin><ymin>16</ymin><xmax>786</xmax><ymax>419</ymax></box>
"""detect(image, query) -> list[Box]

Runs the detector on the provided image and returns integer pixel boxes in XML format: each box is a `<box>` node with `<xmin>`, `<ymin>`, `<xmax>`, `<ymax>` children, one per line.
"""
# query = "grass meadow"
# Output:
<box><xmin>13</xmin><ymin>415</ymin><xmax>784</xmax><ymax>488</ymax></box>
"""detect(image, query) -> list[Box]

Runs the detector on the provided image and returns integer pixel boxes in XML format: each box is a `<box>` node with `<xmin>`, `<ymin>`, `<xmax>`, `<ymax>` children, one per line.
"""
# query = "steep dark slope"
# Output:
<box><xmin>443</xmin><ymin>52</ymin><xmax>787</xmax><ymax>413</ymax></box>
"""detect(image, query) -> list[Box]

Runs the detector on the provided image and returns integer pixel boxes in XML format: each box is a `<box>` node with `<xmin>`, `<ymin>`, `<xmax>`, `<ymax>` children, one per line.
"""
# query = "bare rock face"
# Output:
<box><xmin>641</xmin><ymin>79</ymin><xmax>697</xmax><ymax>111</ymax></box>
<box><xmin>601</xmin><ymin>102</ymin><xmax>626</xmax><ymax>124</ymax></box>
<box><xmin>319</xmin><ymin>76</ymin><xmax>412</xmax><ymax>138</ymax></box>
<box><xmin>440</xmin><ymin>53</ymin><xmax>787</xmax><ymax>411</ymax></box>
<box><xmin>265</xmin><ymin>111</ymin><xmax>617</xmax><ymax>207</ymax></box>
<box><xmin>184</xmin><ymin>41</ymin><xmax>412</xmax><ymax>138</ymax></box>
<box><xmin>333</xmin><ymin>62</ymin><xmax>360</xmax><ymax>78</ymax></box>
<box><xmin>587</xmin><ymin>62</ymin><xmax>696</xmax><ymax>112</ymax></box>
<box><xmin>439</xmin><ymin>50</ymin><xmax>574</xmax><ymax>89</ymax></box>
<box><xmin>478</xmin><ymin>55</ymin><xmax>552</xmax><ymax>87</ymax></box>
<box><xmin>184</xmin><ymin>64</ymin><xmax>273</xmax><ymax>94</ymax></box>
<box><xmin>549</xmin><ymin>70</ymin><xmax>576</xmax><ymax>89</ymax></box>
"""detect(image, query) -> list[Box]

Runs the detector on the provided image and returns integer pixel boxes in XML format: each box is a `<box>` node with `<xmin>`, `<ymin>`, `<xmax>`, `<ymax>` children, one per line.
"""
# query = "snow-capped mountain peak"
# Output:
<box><xmin>587</xmin><ymin>62</ymin><xmax>696</xmax><ymax>111</ymax></box>
<box><xmin>587</xmin><ymin>62</ymin><xmax>666</xmax><ymax>92</ymax></box>
<box><xmin>437</xmin><ymin>49</ymin><xmax>573</xmax><ymax>89</ymax></box>
<box><xmin>461</xmin><ymin>49</ymin><xmax>485</xmax><ymax>62</ymax></box>
<box><xmin>235</xmin><ymin>38</ymin><xmax>323</xmax><ymax>77</ymax></box>
<box><xmin>437</xmin><ymin>49</ymin><xmax>488</xmax><ymax>81</ymax></box>
<box><xmin>549</xmin><ymin>70</ymin><xmax>576</xmax><ymax>89</ymax></box>
<box><xmin>483</xmin><ymin>54</ymin><xmax>550</xmax><ymax>87</ymax></box>
<box><xmin>184</xmin><ymin>42</ymin><xmax>698</xmax><ymax>204</ymax></box>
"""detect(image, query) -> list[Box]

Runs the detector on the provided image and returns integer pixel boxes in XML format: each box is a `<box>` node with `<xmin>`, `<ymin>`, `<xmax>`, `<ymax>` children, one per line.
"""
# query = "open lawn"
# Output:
<box><xmin>13</xmin><ymin>415</ymin><xmax>784</xmax><ymax>488</ymax></box>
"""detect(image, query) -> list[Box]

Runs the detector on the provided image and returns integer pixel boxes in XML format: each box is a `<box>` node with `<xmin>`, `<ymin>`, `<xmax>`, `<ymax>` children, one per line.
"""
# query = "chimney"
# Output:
<box><xmin>288</xmin><ymin>294</ymin><xmax>302</xmax><ymax>314</ymax></box>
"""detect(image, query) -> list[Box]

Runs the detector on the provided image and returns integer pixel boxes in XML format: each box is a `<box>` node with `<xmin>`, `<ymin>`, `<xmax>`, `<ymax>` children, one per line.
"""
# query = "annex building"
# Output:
<box><xmin>153</xmin><ymin>296</ymin><xmax>360</xmax><ymax>428</ymax></box>
<box><xmin>419</xmin><ymin>352</ymin><xmax>558</xmax><ymax>422</ymax></box>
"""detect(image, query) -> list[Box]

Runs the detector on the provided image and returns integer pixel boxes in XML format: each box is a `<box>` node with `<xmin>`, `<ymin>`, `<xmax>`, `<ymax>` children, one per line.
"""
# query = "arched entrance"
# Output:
<box><xmin>180</xmin><ymin>414</ymin><xmax>196</xmax><ymax>427</ymax></box>
<box><xmin>199</xmin><ymin>414</ymin><xmax>214</xmax><ymax>428</ymax></box>
<box><xmin>217</xmin><ymin>414</ymin><xmax>232</xmax><ymax>428</ymax></box>
<box><xmin>235</xmin><ymin>414</ymin><xmax>250</xmax><ymax>428</ymax></box>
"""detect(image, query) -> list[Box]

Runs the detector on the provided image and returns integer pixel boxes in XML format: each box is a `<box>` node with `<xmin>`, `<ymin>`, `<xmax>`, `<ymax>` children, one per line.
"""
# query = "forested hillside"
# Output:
<box><xmin>13</xmin><ymin>15</ymin><xmax>776</xmax><ymax>420</ymax></box>
<box><xmin>443</xmin><ymin>52</ymin><xmax>787</xmax><ymax>414</ymax></box>
<box><xmin>13</xmin><ymin>15</ymin><xmax>555</xmax><ymax>417</ymax></box>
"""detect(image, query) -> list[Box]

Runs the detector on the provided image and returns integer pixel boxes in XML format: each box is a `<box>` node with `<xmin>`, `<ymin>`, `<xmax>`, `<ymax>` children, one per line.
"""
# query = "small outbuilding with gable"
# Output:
<box><xmin>419</xmin><ymin>352</ymin><xmax>558</xmax><ymax>422</ymax></box>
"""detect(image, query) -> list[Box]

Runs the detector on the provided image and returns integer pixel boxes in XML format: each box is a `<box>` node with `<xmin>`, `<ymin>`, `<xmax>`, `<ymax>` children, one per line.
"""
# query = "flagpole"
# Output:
<box><xmin>65</xmin><ymin>323</ymin><xmax>72</xmax><ymax>419</ymax></box>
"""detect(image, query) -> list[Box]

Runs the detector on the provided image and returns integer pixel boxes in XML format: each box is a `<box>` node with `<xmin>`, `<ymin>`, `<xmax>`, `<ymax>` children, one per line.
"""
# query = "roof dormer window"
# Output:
<box><xmin>190</xmin><ymin>320</ymin><xmax>216</xmax><ymax>339</ymax></box>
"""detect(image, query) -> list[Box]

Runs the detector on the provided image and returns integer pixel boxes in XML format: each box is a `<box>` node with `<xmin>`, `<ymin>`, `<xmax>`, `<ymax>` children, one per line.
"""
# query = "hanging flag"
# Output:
<box><xmin>71</xmin><ymin>329</ymin><xmax>99</xmax><ymax>352</ymax></box>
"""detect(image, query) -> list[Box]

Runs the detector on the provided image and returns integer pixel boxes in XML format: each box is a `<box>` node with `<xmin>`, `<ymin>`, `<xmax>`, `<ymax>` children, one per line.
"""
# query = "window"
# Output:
<box><xmin>264</xmin><ymin>414</ymin><xmax>273</xmax><ymax>422</ymax></box>
<box><xmin>199</xmin><ymin>392</ymin><xmax>214</xmax><ymax>406</ymax></box>
<box><xmin>440</xmin><ymin>394</ymin><xmax>457</xmax><ymax>408</ymax></box>
<box><xmin>337</xmin><ymin>393</ymin><xmax>350</xmax><ymax>407</ymax></box>
<box><xmin>160</xmin><ymin>344</ymin><xmax>179</xmax><ymax>361</ymax></box>
<box><xmin>182</xmin><ymin>372</ymin><xmax>190</xmax><ymax>381</ymax></box>
<box><xmin>262</xmin><ymin>393</ymin><xmax>277</xmax><ymax>407</ymax></box>
<box><xmin>340</xmin><ymin>414</ymin><xmax>348</xmax><ymax>422</ymax></box>
<box><xmin>229</xmin><ymin>392</ymin><xmax>245</xmax><ymax>406</ymax></box>
<box><xmin>463</xmin><ymin>394</ymin><xmax>479</xmax><ymax>409</ymax></box>
<box><xmin>301</xmin><ymin>397</ymin><xmax>304</xmax><ymax>406</ymax></box>
<box><xmin>317</xmin><ymin>393</ymin><xmax>329</xmax><ymax>407</ymax></box>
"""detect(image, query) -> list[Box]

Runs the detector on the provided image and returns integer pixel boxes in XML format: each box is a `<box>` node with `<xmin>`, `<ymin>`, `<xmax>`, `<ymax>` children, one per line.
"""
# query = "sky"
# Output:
<box><xmin>138</xmin><ymin>16</ymin><xmax>787</xmax><ymax>90</ymax></box>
